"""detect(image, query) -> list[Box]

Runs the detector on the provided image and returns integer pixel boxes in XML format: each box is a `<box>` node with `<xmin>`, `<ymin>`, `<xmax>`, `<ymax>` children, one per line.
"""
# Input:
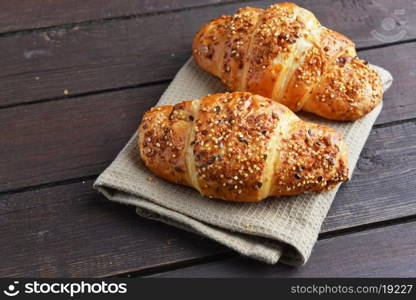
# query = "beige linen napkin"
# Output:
<box><xmin>94</xmin><ymin>58</ymin><xmax>392</xmax><ymax>265</ymax></box>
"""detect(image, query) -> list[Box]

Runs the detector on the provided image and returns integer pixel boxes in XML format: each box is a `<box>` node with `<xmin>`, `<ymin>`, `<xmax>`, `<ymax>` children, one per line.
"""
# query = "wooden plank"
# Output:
<box><xmin>0</xmin><ymin>180</ymin><xmax>227</xmax><ymax>277</ymax></box>
<box><xmin>0</xmin><ymin>0</ymin><xmax>237</xmax><ymax>34</ymax></box>
<box><xmin>151</xmin><ymin>221</ymin><xmax>416</xmax><ymax>277</ymax></box>
<box><xmin>0</xmin><ymin>83</ymin><xmax>167</xmax><ymax>192</ymax></box>
<box><xmin>322</xmin><ymin>120</ymin><xmax>416</xmax><ymax>232</ymax></box>
<box><xmin>1</xmin><ymin>121</ymin><xmax>416</xmax><ymax>276</ymax></box>
<box><xmin>0</xmin><ymin>0</ymin><xmax>414</xmax><ymax>107</ymax></box>
<box><xmin>359</xmin><ymin>44</ymin><xmax>416</xmax><ymax>125</ymax></box>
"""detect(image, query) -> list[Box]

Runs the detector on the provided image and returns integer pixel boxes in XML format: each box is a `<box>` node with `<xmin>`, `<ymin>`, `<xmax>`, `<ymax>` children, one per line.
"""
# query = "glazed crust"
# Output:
<box><xmin>138</xmin><ymin>92</ymin><xmax>349</xmax><ymax>202</ymax></box>
<box><xmin>192</xmin><ymin>2</ymin><xmax>383</xmax><ymax>121</ymax></box>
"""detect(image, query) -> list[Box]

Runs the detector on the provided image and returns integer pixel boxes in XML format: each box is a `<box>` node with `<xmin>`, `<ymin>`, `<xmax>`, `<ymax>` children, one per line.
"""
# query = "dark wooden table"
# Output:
<box><xmin>1</xmin><ymin>0</ymin><xmax>415</xmax><ymax>277</ymax></box>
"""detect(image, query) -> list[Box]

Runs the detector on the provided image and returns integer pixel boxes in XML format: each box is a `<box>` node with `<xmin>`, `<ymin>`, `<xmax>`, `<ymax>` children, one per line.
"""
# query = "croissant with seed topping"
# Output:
<box><xmin>138</xmin><ymin>92</ymin><xmax>349</xmax><ymax>202</ymax></box>
<box><xmin>192</xmin><ymin>2</ymin><xmax>383</xmax><ymax>120</ymax></box>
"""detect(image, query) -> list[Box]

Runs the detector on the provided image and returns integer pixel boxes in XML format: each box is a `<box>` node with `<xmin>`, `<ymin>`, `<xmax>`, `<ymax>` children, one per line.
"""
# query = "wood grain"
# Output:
<box><xmin>0</xmin><ymin>83</ymin><xmax>167</xmax><ymax>192</ymax></box>
<box><xmin>359</xmin><ymin>44</ymin><xmax>416</xmax><ymax>125</ymax></box>
<box><xmin>322</xmin><ymin>120</ymin><xmax>416</xmax><ymax>232</ymax></box>
<box><xmin>151</xmin><ymin>221</ymin><xmax>416</xmax><ymax>277</ymax></box>
<box><xmin>0</xmin><ymin>0</ymin><xmax>414</xmax><ymax>107</ymax></box>
<box><xmin>0</xmin><ymin>0</ymin><xmax>238</xmax><ymax>33</ymax></box>
<box><xmin>0</xmin><ymin>180</ymin><xmax>227</xmax><ymax>277</ymax></box>
<box><xmin>1</xmin><ymin>120</ymin><xmax>415</xmax><ymax>276</ymax></box>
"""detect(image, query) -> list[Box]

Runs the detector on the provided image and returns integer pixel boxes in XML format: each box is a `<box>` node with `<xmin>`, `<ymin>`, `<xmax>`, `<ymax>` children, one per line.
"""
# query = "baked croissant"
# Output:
<box><xmin>138</xmin><ymin>92</ymin><xmax>348</xmax><ymax>202</ymax></box>
<box><xmin>193</xmin><ymin>2</ymin><xmax>383</xmax><ymax>121</ymax></box>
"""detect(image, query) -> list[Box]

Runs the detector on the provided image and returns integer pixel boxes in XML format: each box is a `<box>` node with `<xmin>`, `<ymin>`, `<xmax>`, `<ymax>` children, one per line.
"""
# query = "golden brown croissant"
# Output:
<box><xmin>138</xmin><ymin>92</ymin><xmax>349</xmax><ymax>202</ymax></box>
<box><xmin>192</xmin><ymin>2</ymin><xmax>383</xmax><ymax>121</ymax></box>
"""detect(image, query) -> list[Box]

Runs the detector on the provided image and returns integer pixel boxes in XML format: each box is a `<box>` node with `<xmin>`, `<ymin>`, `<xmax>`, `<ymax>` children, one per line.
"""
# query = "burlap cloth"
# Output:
<box><xmin>94</xmin><ymin>58</ymin><xmax>392</xmax><ymax>265</ymax></box>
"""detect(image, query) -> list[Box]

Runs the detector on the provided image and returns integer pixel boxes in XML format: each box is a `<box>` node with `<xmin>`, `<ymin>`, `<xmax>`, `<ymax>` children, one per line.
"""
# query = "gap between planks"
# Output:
<box><xmin>0</xmin><ymin>79</ymin><xmax>172</xmax><ymax>110</ymax></box>
<box><xmin>114</xmin><ymin>214</ymin><xmax>416</xmax><ymax>277</ymax></box>
<box><xmin>2</xmin><ymin>174</ymin><xmax>415</xmax><ymax>277</ymax></box>
<box><xmin>146</xmin><ymin>220</ymin><xmax>416</xmax><ymax>277</ymax></box>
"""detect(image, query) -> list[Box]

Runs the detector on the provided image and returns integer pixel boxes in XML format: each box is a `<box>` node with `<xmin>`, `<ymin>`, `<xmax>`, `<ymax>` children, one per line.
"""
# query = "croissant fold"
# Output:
<box><xmin>193</xmin><ymin>2</ymin><xmax>383</xmax><ymax>120</ymax></box>
<box><xmin>138</xmin><ymin>92</ymin><xmax>349</xmax><ymax>202</ymax></box>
